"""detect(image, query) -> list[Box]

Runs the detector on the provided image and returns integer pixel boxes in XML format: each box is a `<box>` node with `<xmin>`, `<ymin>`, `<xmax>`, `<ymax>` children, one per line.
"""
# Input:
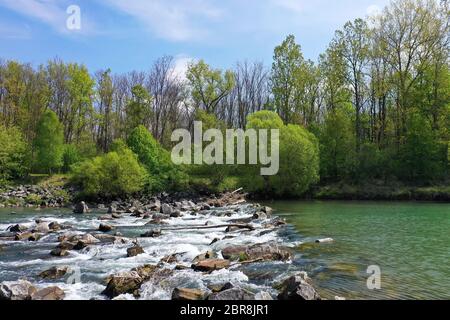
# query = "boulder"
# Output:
<box><xmin>73</xmin><ymin>234</ymin><xmax>100</xmax><ymax>250</ymax></box>
<box><xmin>34</xmin><ymin>222</ymin><xmax>50</xmax><ymax>233</ymax></box>
<box><xmin>57</xmin><ymin>241</ymin><xmax>75</xmax><ymax>250</ymax></box>
<box><xmin>0</xmin><ymin>280</ymin><xmax>37</xmax><ymax>300</ymax></box>
<box><xmin>99</xmin><ymin>223</ymin><xmax>114</xmax><ymax>233</ymax></box>
<box><xmin>102</xmin><ymin>271</ymin><xmax>142</xmax><ymax>298</ymax></box>
<box><xmin>208</xmin><ymin>287</ymin><xmax>255</xmax><ymax>300</ymax></box>
<box><xmin>172</xmin><ymin>288</ymin><xmax>206</xmax><ymax>300</ymax></box>
<box><xmin>102</xmin><ymin>265</ymin><xmax>164</xmax><ymax>299</ymax></box>
<box><xmin>127</xmin><ymin>245</ymin><xmax>145</xmax><ymax>257</ymax></box>
<box><xmin>170</xmin><ymin>210</ymin><xmax>182</xmax><ymax>218</ymax></box>
<box><xmin>48</xmin><ymin>222</ymin><xmax>61</xmax><ymax>231</ymax></box>
<box><xmin>140</xmin><ymin>229</ymin><xmax>161</xmax><ymax>238</ymax></box>
<box><xmin>8</xmin><ymin>224</ymin><xmax>27</xmax><ymax>233</ymax></box>
<box><xmin>107</xmin><ymin>205</ymin><xmax>117</xmax><ymax>214</ymax></box>
<box><xmin>98</xmin><ymin>215</ymin><xmax>113</xmax><ymax>221</ymax></box>
<box><xmin>14</xmin><ymin>232</ymin><xmax>34</xmax><ymax>241</ymax></box>
<box><xmin>111</xmin><ymin>213</ymin><xmax>122</xmax><ymax>219</ymax></box>
<box><xmin>39</xmin><ymin>266</ymin><xmax>69</xmax><ymax>280</ymax></box>
<box><xmin>193</xmin><ymin>250</ymin><xmax>217</xmax><ymax>263</ymax></box>
<box><xmin>161</xmin><ymin>203</ymin><xmax>173</xmax><ymax>215</ymax></box>
<box><xmin>31</xmin><ymin>286</ymin><xmax>65</xmax><ymax>300</ymax></box>
<box><xmin>50</xmin><ymin>248</ymin><xmax>69</xmax><ymax>257</ymax></box>
<box><xmin>255</xmin><ymin>291</ymin><xmax>273</xmax><ymax>300</ymax></box>
<box><xmin>222</xmin><ymin>243</ymin><xmax>291</xmax><ymax>262</ymax></box>
<box><xmin>73</xmin><ymin>201</ymin><xmax>89</xmax><ymax>214</ymax></box>
<box><xmin>277</xmin><ymin>272</ymin><xmax>320</xmax><ymax>300</ymax></box>
<box><xmin>192</xmin><ymin>259</ymin><xmax>230</xmax><ymax>272</ymax></box>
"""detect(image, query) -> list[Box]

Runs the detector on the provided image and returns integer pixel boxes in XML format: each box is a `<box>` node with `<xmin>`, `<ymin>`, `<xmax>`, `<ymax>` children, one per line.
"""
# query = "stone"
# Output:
<box><xmin>255</xmin><ymin>291</ymin><xmax>273</xmax><ymax>300</ymax></box>
<box><xmin>39</xmin><ymin>266</ymin><xmax>70</xmax><ymax>280</ymax></box>
<box><xmin>192</xmin><ymin>259</ymin><xmax>230</xmax><ymax>272</ymax></box>
<box><xmin>102</xmin><ymin>271</ymin><xmax>142</xmax><ymax>298</ymax></box>
<box><xmin>8</xmin><ymin>224</ymin><xmax>27</xmax><ymax>233</ymax></box>
<box><xmin>98</xmin><ymin>215</ymin><xmax>113</xmax><ymax>221</ymax></box>
<box><xmin>99</xmin><ymin>223</ymin><xmax>114</xmax><ymax>232</ymax></box>
<box><xmin>193</xmin><ymin>250</ymin><xmax>217</xmax><ymax>263</ymax></box>
<box><xmin>107</xmin><ymin>205</ymin><xmax>116</xmax><ymax>214</ymax></box>
<box><xmin>14</xmin><ymin>232</ymin><xmax>34</xmax><ymax>241</ymax></box>
<box><xmin>222</xmin><ymin>243</ymin><xmax>291</xmax><ymax>262</ymax></box>
<box><xmin>34</xmin><ymin>222</ymin><xmax>50</xmax><ymax>233</ymax></box>
<box><xmin>315</xmin><ymin>238</ymin><xmax>334</xmax><ymax>244</ymax></box>
<box><xmin>170</xmin><ymin>210</ymin><xmax>182</xmax><ymax>218</ymax></box>
<box><xmin>57</xmin><ymin>241</ymin><xmax>75</xmax><ymax>250</ymax></box>
<box><xmin>172</xmin><ymin>288</ymin><xmax>206</xmax><ymax>300</ymax></box>
<box><xmin>48</xmin><ymin>222</ymin><xmax>61</xmax><ymax>231</ymax></box>
<box><xmin>161</xmin><ymin>203</ymin><xmax>173</xmax><ymax>215</ymax></box>
<box><xmin>31</xmin><ymin>286</ymin><xmax>65</xmax><ymax>300</ymax></box>
<box><xmin>50</xmin><ymin>248</ymin><xmax>69</xmax><ymax>257</ymax></box>
<box><xmin>140</xmin><ymin>229</ymin><xmax>161</xmax><ymax>238</ymax></box>
<box><xmin>277</xmin><ymin>272</ymin><xmax>320</xmax><ymax>300</ymax></box>
<box><xmin>208</xmin><ymin>287</ymin><xmax>255</xmax><ymax>300</ymax></box>
<box><xmin>0</xmin><ymin>280</ymin><xmax>37</xmax><ymax>300</ymax></box>
<box><xmin>73</xmin><ymin>234</ymin><xmax>100</xmax><ymax>250</ymax></box>
<box><xmin>73</xmin><ymin>201</ymin><xmax>89</xmax><ymax>214</ymax></box>
<box><xmin>111</xmin><ymin>213</ymin><xmax>122</xmax><ymax>219</ymax></box>
<box><xmin>127</xmin><ymin>245</ymin><xmax>145</xmax><ymax>257</ymax></box>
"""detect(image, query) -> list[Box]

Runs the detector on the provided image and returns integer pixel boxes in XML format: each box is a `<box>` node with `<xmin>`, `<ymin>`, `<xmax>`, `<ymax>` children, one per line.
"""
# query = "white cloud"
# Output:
<box><xmin>0</xmin><ymin>0</ymin><xmax>66</xmax><ymax>31</ymax></box>
<box><xmin>0</xmin><ymin>22</ymin><xmax>32</xmax><ymax>39</ymax></box>
<box><xmin>100</xmin><ymin>0</ymin><xmax>222</xmax><ymax>42</ymax></box>
<box><xmin>366</xmin><ymin>4</ymin><xmax>381</xmax><ymax>17</ymax></box>
<box><xmin>172</xmin><ymin>55</ymin><xmax>195</xmax><ymax>81</ymax></box>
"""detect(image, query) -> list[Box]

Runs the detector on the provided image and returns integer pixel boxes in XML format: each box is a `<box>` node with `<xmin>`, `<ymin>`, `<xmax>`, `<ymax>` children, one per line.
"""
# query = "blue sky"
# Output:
<box><xmin>0</xmin><ymin>0</ymin><xmax>390</xmax><ymax>74</ymax></box>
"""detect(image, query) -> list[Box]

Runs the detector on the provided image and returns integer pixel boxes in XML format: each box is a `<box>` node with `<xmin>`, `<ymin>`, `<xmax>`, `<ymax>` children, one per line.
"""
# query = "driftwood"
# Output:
<box><xmin>160</xmin><ymin>224</ymin><xmax>255</xmax><ymax>232</ymax></box>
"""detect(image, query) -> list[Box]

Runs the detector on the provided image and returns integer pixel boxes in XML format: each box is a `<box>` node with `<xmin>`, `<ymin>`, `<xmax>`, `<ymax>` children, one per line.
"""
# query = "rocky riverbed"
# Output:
<box><xmin>0</xmin><ymin>191</ymin><xmax>325</xmax><ymax>301</ymax></box>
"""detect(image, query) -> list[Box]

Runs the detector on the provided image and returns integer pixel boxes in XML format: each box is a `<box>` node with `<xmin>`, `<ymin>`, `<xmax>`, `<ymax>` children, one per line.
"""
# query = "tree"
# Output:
<box><xmin>34</xmin><ymin>110</ymin><xmax>64</xmax><ymax>174</ymax></box>
<box><xmin>71</xmin><ymin>141</ymin><xmax>147</xmax><ymax>198</ymax></box>
<box><xmin>240</xmin><ymin>111</ymin><xmax>320</xmax><ymax>197</ymax></box>
<box><xmin>125</xmin><ymin>85</ymin><xmax>152</xmax><ymax>137</ymax></box>
<box><xmin>0</xmin><ymin>125</ymin><xmax>30</xmax><ymax>184</ymax></box>
<box><xmin>187</xmin><ymin>60</ymin><xmax>235</xmax><ymax>116</ymax></box>
<box><xmin>127</xmin><ymin>125</ymin><xmax>186</xmax><ymax>192</ymax></box>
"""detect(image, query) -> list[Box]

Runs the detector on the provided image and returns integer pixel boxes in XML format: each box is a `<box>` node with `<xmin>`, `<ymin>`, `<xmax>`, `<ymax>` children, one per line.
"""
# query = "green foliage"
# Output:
<box><xmin>240</xmin><ymin>111</ymin><xmax>320</xmax><ymax>197</ymax></box>
<box><xmin>127</xmin><ymin>125</ymin><xmax>187</xmax><ymax>192</ymax></box>
<box><xmin>319</xmin><ymin>106</ymin><xmax>356</xmax><ymax>180</ymax></box>
<box><xmin>33</xmin><ymin>110</ymin><xmax>64</xmax><ymax>174</ymax></box>
<box><xmin>125</xmin><ymin>85</ymin><xmax>152</xmax><ymax>136</ymax></box>
<box><xmin>187</xmin><ymin>60</ymin><xmax>235</xmax><ymax>114</ymax></box>
<box><xmin>0</xmin><ymin>125</ymin><xmax>30</xmax><ymax>184</ymax></box>
<box><xmin>71</xmin><ymin>141</ymin><xmax>147</xmax><ymax>198</ymax></box>
<box><xmin>397</xmin><ymin>111</ymin><xmax>447</xmax><ymax>182</ymax></box>
<box><xmin>62</xmin><ymin>144</ymin><xmax>81</xmax><ymax>173</ymax></box>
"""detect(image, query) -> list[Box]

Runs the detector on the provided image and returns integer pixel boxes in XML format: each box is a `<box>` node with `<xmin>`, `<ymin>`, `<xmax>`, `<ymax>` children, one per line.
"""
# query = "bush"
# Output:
<box><xmin>71</xmin><ymin>142</ymin><xmax>147</xmax><ymax>198</ymax></box>
<box><xmin>240</xmin><ymin>111</ymin><xmax>320</xmax><ymax>197</ymax></box>
<box><xmin>127</xmin><ymin>125</ymin><xmax>187</xmax><ymax>192</ymax></box>
<box><xmin>0</xmin><ymin>125</ymin><xmax>30</xmax><ymax>184</ymax></box>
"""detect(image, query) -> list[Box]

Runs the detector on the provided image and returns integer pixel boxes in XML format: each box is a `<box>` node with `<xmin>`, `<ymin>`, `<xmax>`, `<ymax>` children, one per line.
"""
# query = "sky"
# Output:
<box><xmin>0</xmin><ymin>0</ymin><xmax>391</xmax><ymax>74</ymax></box>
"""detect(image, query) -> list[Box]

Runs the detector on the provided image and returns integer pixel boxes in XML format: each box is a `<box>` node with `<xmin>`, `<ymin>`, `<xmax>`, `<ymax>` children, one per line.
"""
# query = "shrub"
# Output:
<box><xmin>240</xmin><ymin>111</ymin><xmax>320</xmax><ymax>197</ymax></box>
<box><xmin>71</xmin><ymin>142</ymin><xmax>147</xmax><ymax>198</ymax></box>
<box><xmin>127</xmin><ymin>125</ymin><xmax>187</xmax><ymax>192</ymax></box>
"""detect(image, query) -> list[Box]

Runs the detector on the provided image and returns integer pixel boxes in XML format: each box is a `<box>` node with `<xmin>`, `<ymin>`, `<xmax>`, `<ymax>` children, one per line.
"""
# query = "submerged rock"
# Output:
<box><xmin>277</xmin><ymin>272</ymin><xmax>321</xmax><ymax>300</ymax></box>
<box><xmin>172</xmin><ymin>288</ymin><xmax>206</xmax><ymax>300</ymax></box>
<box><xmin>315</xmin><ymin>238</ymin><xmax>334</xmax><ymax>243</ymax></box>
<box><xmin>0</xmin><ymin>280</ymin><xmax>37</xmax><ymax>300</ymax></box>
<box><xmin>8</xmin><ymin>224</ymin><xmax>27</xmax><ymax>233</ymax></box>
<box><xmin>99</xmin><ymin>223</ymin><xmax>114</xmax><ymax>233</ymax></box>
<box><xmin>140</xmin><ymin>229</ymin><xmax>161</xmax><ymax>238</ymax></box>
<box><xmin>192</xmin><ymin>250</ymin><xmax>217</xmax><ymax>263</ymax></box>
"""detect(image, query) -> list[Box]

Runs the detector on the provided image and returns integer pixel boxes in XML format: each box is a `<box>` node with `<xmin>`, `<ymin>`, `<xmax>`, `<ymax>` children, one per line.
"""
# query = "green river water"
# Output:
<box><xmin>269</xmin><ymin>201</ymin><xmax>450</xmax><ymax>300</ymax></box>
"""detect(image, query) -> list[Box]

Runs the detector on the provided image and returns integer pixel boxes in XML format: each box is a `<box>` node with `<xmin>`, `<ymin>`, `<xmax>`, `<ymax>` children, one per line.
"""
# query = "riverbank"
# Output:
<box><xmin>0</xmin><ymin>190</ymin><xmax>326</xmax><ymax>301</ymax></box>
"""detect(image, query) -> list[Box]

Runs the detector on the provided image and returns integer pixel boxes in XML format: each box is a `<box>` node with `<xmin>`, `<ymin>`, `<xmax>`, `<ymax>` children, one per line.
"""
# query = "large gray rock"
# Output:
<box><xmin>73</xmin><ymin>201</ymin><xmax>89</xmax><ymax>214</ymax></box>
<box><xmin>31</xmin><ymin>286</ymin><xmax>65</xmax><ymax>300</ymax></box>
<box><xmin>221</xmin><ymin>243</ymin><xmax>291</xmax><ymax>262</ymax></box>
<box><xmin>208</xmin><ymin>287</ymin><xmax>255</xmax><ymax>300</ymax></box>
<box><xmin>0</xmin><ymin>280</ymin><xmax>37</xmax><ymax>300</ymax></box>
<box><xmin>161</xmin><ymin>203</ymin><xmax>173</xmax><ymax>215</ymax></box>
<box><xmin>172</xmin><ymin>288</ymin><xmax>206</xmax><ymax>300</ymax></box>
<box><xmin>39</xmin><ymin>266</ymin><xmax>69</xmax><ymax>280</ymax></box>
<box><xmin>277</xmin><ymin>272</ymin><xmax>321</xmax><ymax>300</ymax></box>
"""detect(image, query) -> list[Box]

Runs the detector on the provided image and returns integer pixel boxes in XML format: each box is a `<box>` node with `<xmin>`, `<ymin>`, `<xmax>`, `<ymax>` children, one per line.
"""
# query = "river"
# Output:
<box><xmin>0</xmin><ymin>201</ymin><xmax>449</xmax><ymax>300</ymax></box>
<box><xmin>267</xmin><ymin>200</ymin><xmax>450</xmax><ymax>300</ymax></box>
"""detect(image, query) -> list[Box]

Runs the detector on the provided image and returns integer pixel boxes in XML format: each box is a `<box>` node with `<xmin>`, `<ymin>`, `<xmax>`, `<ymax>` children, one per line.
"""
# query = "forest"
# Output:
<box><xmin>0</xmin><ymin>0</ymin><xmax>449</xmax><ymax>199</ymax></box>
